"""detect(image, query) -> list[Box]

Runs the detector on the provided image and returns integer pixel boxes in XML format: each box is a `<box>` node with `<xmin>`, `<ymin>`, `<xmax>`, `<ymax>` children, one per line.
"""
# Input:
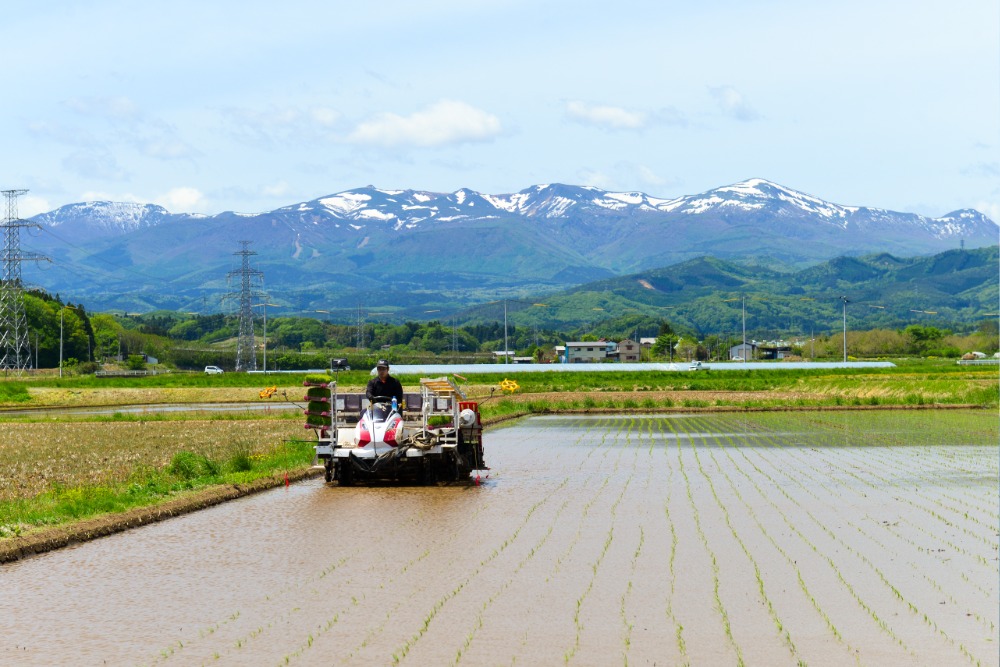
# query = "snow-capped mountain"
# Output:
<box><xmin>33</xmin><ymin>179</ymin><xmax>995</xmax><ymax>242</ymax></box>
<box><xmin>24</xmin><ymin>179</ymin><xmax>997</xmax><ymax>313</ymax></box>
<box><xmin>244</xmin><ymin>179</ymin><xmax>996</xmax><ymax>242</ymax></box>
<box><xmin>32</xmin><ymin>201</ymin><xmax>198</xmax><ymax>241</ymax></box>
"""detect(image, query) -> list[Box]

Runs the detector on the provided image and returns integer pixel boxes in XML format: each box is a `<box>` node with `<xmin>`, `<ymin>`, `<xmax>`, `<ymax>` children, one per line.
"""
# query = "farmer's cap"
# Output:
<box><xmin>376</xmin><ymin>359</ymin><xmax>389</xmax><ymax>368</ymax></box>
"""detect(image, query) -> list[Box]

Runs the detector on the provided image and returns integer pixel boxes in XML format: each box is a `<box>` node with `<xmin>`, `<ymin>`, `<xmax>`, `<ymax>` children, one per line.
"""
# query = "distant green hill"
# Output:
<box><xmin>473</xmin><ymin>246</ymin><xmax>998</xmax><ymax>338</ymax></box>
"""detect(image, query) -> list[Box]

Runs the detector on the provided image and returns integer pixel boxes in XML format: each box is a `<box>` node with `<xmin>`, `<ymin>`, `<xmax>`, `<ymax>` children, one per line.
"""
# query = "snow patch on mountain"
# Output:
<box><xmin>34</xmin><ymin>201</ymin><xmax>174</xmax><ymax>234</ymax></box>
<box><xmin>319</xmin><ymin>193</ymin><xmax>371</xmax><ymax>215</ymax></box>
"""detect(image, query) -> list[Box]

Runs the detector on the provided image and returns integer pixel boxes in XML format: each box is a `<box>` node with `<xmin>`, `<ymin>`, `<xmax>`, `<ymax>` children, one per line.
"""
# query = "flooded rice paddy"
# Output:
<box><xmin>1</xmin><ymin>410</ymin><xmax>997</xmax><ymax>666</ymax></box>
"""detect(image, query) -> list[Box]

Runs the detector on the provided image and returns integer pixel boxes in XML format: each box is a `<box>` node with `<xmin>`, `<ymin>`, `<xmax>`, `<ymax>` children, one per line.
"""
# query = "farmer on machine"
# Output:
<box><xmin>365</xmin><ymin>359</ymin><xmax>403</xmax><ymax>405</ymax></box>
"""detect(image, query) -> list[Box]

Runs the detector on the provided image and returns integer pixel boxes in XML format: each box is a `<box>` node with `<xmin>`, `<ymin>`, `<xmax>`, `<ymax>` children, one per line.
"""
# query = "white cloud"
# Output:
<box><xmin>139</xmin><ymin>138</ymin><xmax>201</xmax><ymax>160</ymax></box>
<box><xmin>566</xmin><ymin>101</ymin><xmax>646</xmax><ymax>130</ymax></box>
<box><xmin>154</xmin><ymin>187</ymin><xmax>206</xmax><ymax>213</ymax></box>
<box><xmin>577</xmin><ymin>168</ymin><xmax>614</xmax><ymax>189</ymax></box>
<box><xmin>65</xmin><ymin>96</ymin><xmax>141</xmax><ymax>120</ymax></box>
<box><xmin>310</xmin><ymin>107</ymin><xmax>340</xmax><ymax>127</ymax></box>
<box><xmin>348</xmin><ymin>100</ymin><xmax>502</xmax><ymax>148</ymax></box>
<box><xmin>262</xmin><ymin>181</ymin><xmax>290</xmax><ymax>198</ymax></box>
<box><xmin>26</xmin><ymin>120</ymin><xmax>96</xmax><ymax>148</ymax></box>
<box><xmin>20</xmin><ymin>195</ymin><xmax>53</xmax><ymax>218</ymax></box>
<box><xmin>222</xmin><ymin>105</ymin><xmax>342</xmax><ymax>149</ymax></box>
<box><xmin>60</xmin><ymin>95</ymin><xmax>199</xmax><ymax>161</ymax></box>
<box><xmin>76</xmin><ymin>188</ymin><xmax>208</xmax><ymax>212</ymax></box>
<box><xmin>962</xmin><ymin>162</ymin><xmax>1000</xmax><ymax>178</ymax></box>
<box><xmin>635</xmin><ymin>165</ymin><xmax>676</xmax><ymax>189</ymax></box>
<box><xmin>974</xmin><ymin>200</ymin><xmax>1000</xmax><ymax>224</ymax></box>
<box><xmin>80</xmin><ymin>190</ymin><xmax>143</xmax><ymax>203</ymax></box>
<box><xmin>575</xmin><ymin>163</ymin><xmax>680</xmax><ymax>194</ymax></box>
<box><xmin>709</xmin><ymin>85</ymin><xmax>761</xmax><ymax>122</ymax></box>
<box><xmin>62</xmin><ymin>149</ymin><xmax>129</xmax><ymax>181</ymax></box>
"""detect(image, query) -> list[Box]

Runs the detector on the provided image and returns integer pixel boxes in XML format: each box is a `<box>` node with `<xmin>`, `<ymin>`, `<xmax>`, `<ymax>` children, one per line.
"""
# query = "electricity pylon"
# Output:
<box><xmin>0</xmin><ymin>190</ymin><xmax>49</xmax><ymax>373</ymax></box>
<box><xmin>224</xmin><ymin>241</ymin><xmax>265</xmax><ymax>372</ymax></box>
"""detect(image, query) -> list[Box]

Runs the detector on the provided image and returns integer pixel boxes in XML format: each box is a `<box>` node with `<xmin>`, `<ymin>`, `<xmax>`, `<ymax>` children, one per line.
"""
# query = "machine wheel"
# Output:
<box><xmin>338</xmin><ymin>458</ymin><xmax>354</xmax><ymax>487</ymax></box>
<box><xmin>419</xmin><ymin>457</ymin><xmax>435</xmax><ymax>486</ymax></box>
<box><xmin>324</xmin><ymin>459</ymin><xmax>334</xmax><ymax>483</ymax></box>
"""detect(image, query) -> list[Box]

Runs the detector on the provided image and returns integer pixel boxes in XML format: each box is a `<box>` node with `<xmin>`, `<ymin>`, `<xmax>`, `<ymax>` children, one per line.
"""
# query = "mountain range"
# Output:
<box><xmin>506</xmin><ymin>245</ymin><xmax>998</xmax><ymax>335</ymax></box>
<box><xmin>28</xmin><ymin>178</ymin><xmax>997</xmax><ymax>317</ymax></box>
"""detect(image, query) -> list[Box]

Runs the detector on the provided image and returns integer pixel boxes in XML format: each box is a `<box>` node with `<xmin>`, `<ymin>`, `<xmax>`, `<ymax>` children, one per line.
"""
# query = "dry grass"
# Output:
<box><xmin>0</xmin><ymin>420</ymin><xmax>301</xmax><ymax>503</ymax></box>
<box><xmin>23</xmin><ymin>386</ymin><xmax>284</xmax><ymax>407</ymax></box>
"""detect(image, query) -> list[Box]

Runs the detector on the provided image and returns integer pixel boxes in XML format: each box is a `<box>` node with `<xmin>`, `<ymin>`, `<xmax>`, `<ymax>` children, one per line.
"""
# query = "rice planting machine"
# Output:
<box><xmin>305</xmin><ymin>375</ymin><xmax>487</xmax><ymax>485</ymax></box>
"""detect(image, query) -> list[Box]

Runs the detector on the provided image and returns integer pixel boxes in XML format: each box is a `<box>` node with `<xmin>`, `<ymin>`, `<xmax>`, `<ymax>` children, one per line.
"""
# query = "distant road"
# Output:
<box><xmin>0</xmin><ymin>402</ymin><xmax>300</xmax><ymax>418</ymax></box>
<box><xmin>374</xmin><ymin>361</ymin><xmax>896</xmax><ymax>375</ymax></box>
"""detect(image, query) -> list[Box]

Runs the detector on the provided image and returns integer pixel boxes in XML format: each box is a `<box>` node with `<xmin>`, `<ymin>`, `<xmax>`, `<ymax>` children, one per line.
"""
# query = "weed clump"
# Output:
<box><xmin>168</xmin><ymin>451</ymin><xmax>217</xmax><ymax>480</ymax></box>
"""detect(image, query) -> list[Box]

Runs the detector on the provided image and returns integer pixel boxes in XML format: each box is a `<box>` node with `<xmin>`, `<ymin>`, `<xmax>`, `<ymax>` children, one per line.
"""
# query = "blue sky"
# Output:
<box><xmin>2</xmin><ymin>0</ymin><xmax>997</xmax><ymax>221</ymax></box>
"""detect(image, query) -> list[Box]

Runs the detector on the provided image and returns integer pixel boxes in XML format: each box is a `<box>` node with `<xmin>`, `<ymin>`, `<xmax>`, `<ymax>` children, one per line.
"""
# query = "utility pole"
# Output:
<box><xmin>840</xmin><ymin>296</ymin><xmax>849</xmax><ymax>362</ymax></box>
<box><xmin>503</xmin><ymin>299</ymin><xmax>509</xmax><ymax>364</ymax></box>
<box><xmin>224</xmin><ymin>241</ymin><xmax>265</xmax><ymax>372</ymax></box>
<box><xmin>741</xmin><ymin>295</ymin><xmax>746</xmax><ymax>360</ymax></box>
<box><xmin>0</xmin><ymin>190</ymin><xmax>50</xmax><ymax>373</ymax></box>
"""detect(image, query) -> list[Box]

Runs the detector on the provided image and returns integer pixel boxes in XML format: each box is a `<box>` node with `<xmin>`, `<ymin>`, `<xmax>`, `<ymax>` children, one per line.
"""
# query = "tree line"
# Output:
<box><xmin>13</xmin><ymin>289</ymin><xmax>998</xmax><ymax>372</ymax></box>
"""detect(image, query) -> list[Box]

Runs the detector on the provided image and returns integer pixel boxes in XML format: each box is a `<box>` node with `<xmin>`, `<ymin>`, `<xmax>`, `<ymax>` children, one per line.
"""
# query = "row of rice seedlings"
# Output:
<box><xmin>871</xmin><ymin>519</ymin><xmax>996</xmax><ymax>636</ymax></box>
<box><xmin>499</xmin><ymin>419</ymin><xmax>625</xmax><ymax>666</ymax></box>
<box><xmin>650</xmin><ymin>419</ymin><xmax>687</xmax><ymax>666</ymax></box>
<box><xmin>825</xmin><ymin>411</ymin><xmax>999</xmax><ymax>518</ymax></box>
<box><xmin>701</xmin><ymin>418</ymin><xmax>860</xmax><ymax>659</ymax></box>
<box><xmin>704</xmin><ymin>414</ymin><xmax>913</xmax><ymax>655</ymax></box>
<box><xmin>452</xmin><ymin>497</ymin><xmax>572</xmax><ymax>665</ymax></box>
<box><xmin>337</xmin><ymin>489</ymin><xmax>515</xmax><ymax>664</ymax></box>
<box><xmin>841</xmin><ymin>439</ymin><xmax>999</xmax><ymax>531</ymax></box>
<box><xmin>610</xmin><ymin>415</ymin><xmax>650</xmax><ymax>667</ymax></box>
<box><xmin>286</xmin><ymin>548</ymin><xmax>433</xmax><ymax>664</ymax></box>
<box><xmin>800</xmin><ymin>431</ymin><xmax>999</xmax><ymax>556</ymax></box>
<box><xmin>150</xmin><ymin>545</ymin><xmax>356</xmax><ymax>665</ymax></box>
<box><xmin>545</xmin><ymin>424</ymin><xmax>622</xmax><ymax>582</ymax></box>
<box><xmin>764</xmin><ymin>447</ymin><xmax>985</xmax><ymax>663</ymax></box>
<box><xmin>620</xmin><ymin>416</ymin><xmax>658</xmax><ymax>664</ymax></box>
<box><xmin>738</xmin><ymin>420</ymin><xmax>984</xmax><ymax>665</ymax></box>
<box><xmin>753</xmin><ymin>417</ymin><xmax>997</xmax><ymax>616</ymax></box>
<box><xmin>684</xmin><ymin>423</ymin><xmax>802</xmax><ymax>663</ymax></box>
<box><xmin>768</xmin><ymin>410</ymin><xmax>993</xmax><ymax>501</ymax></box>
<box><xmin>755</xmin><ymin>413</ymin><xmax>998</xmax><ymax>605</ymax></box>
<box><xmin>562</xmin><ymin>430</ymin><xmax>638</xmax><ymax>665</ymax></box>
<box><xmin>607</xmin><ymin>417</ymin><xmax>647</xmax><ymax>667</ymax></box>
<box><xmin>390</xmin><ymin>466</ymin><xmax>585</xmax><ymax>664</ymax></box>
<box><xmin>563</xmin><ymin>479</ymin><xmax>632</xmax><ymax>663</ymax></box>
<box><xmin>665</xmin><ymin>417</ymin><xmax>746</xmax><ymax>667</ymax></box>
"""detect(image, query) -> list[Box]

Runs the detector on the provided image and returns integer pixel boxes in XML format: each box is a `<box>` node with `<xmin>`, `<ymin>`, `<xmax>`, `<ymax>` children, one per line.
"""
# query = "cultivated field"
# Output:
<box><xmin>1</xmin><ymin>410</ymin><xmax>995</xmax><ymax>666</ymax></box>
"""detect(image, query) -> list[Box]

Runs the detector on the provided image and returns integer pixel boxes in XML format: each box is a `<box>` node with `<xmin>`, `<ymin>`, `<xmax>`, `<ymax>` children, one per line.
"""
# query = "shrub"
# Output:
<box><xmin>125</xmin><ymin>355</ymin><xmax>146</xmax><ymax>371</ymax></box>
<box><xmin>167</xmin><ymin>451</ymin><xmax>216</xmax><ymax>480</ymax></box>
<box><xmin>76</xmin><ymin>361</ymin><xmax>101</xmax><ymax>375</ymax></box>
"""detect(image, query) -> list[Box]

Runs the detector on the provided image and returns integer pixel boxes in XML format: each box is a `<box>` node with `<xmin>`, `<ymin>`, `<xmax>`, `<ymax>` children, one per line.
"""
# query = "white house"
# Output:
<box><xmin>562</xmin><ymin>341</ymin><xmax>610</xmax><ymax>363</ymax></box>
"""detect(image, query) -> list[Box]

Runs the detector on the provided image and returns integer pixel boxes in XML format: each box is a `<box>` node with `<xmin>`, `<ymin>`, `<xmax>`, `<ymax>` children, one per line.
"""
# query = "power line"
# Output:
<box><xmin>356</xmin><ymin>304</ymin><xmax>366</xmax><ymax>349</ymax></box>
<box><xmin>0</xmin><ymin>190</ymin><xmax>50</xmax><ymax>372</ymax></box>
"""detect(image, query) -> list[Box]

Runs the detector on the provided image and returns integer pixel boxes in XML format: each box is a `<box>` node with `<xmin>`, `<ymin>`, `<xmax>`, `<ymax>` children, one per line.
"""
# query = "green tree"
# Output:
<box><xmin>651</xmin><ymin>333</ymin><xmax>678</xmax><ymax>360</ymax></box>
<box><xmin>125</xmin><ymin>354</ymin><xmax>146</xmax><ymax>371</ymax></box>
<box><xmin>903</xmin><ymin>325</ymin><xmax>944</xmax><ymax>354</ymax></box>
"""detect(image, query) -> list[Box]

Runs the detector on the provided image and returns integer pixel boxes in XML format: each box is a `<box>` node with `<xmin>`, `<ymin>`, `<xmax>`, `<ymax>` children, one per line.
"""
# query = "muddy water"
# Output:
<box><xmin>1</xmin><ymin>412</ymin><xmax>997</xmax><ymax>666</ymax></box>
